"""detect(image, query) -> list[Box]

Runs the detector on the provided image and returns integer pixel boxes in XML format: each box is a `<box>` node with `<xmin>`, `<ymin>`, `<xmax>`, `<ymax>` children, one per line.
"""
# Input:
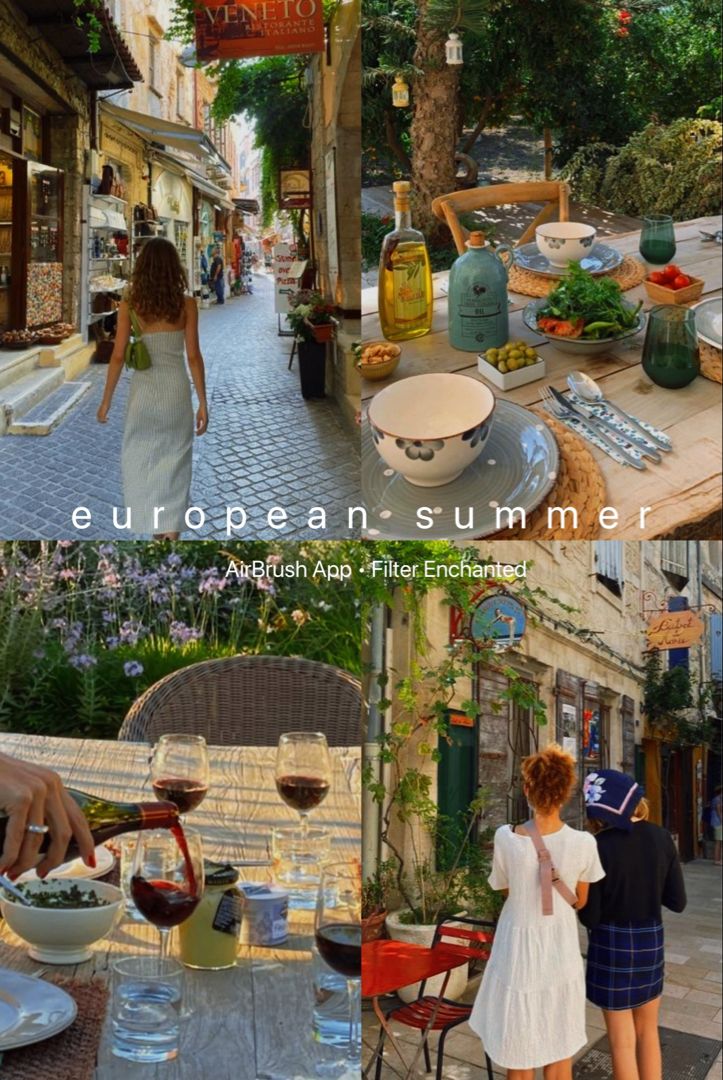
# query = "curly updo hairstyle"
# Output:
<box><xmin>521</xmin><ymin>744</ymin><xmax>576</xmax><ymax>814</ymax></box>
<box><xmin>128</xmin><ymin>237</ymin><xmax>188</xmax><ymax>324</ymax></box>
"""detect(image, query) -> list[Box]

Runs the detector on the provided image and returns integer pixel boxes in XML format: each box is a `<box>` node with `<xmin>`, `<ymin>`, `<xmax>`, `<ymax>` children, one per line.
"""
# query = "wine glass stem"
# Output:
<box><xmin>159</xmin><ymin>927</ymin><xmax>171</xmax><ymax>962</ymax></box>
<box><xmin>299</xmin><ymin>811</ymin><xmax>309</xmax><ymax>837</ymax></box>
<box><xmin>346</xmin><ymin>977</ymin><xmax>360</xmax><ymax>1060</ymax></box>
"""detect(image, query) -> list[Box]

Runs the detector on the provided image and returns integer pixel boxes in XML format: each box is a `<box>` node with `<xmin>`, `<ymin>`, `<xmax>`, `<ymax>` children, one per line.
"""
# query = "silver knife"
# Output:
<box><xmin>549</xmin><ymin>386</ymin><xmax>660</xmax><ymax>463</ymax></box>
<box><xmin>544</xmin><ymin>390</ymin><xmax>644</xmax><ymax>470</ymax></box>
<box><xmin>542</xmin><ymin>394</ymin><xmax>646</xmax><ymax>470</ymax></box>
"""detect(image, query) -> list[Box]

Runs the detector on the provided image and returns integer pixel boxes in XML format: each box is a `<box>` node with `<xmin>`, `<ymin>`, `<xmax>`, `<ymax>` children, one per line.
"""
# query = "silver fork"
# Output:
<box><xmin>540</xmin><ymin>386</ymin><xmax>646</xmax><ymax>470</ymax></box>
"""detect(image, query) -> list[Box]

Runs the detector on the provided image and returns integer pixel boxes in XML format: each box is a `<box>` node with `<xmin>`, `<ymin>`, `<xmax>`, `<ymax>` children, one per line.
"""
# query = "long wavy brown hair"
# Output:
<box><xmin>127</xmin><ymin>237</ymin><xmax>188</xmax><ymax>323</ymax></box>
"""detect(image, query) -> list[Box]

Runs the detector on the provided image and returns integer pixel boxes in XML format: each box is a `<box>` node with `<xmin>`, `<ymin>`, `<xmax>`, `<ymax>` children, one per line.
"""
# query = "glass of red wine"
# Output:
<box><xmin>275</xmin><ymin>732</ymin><xmax>332</xmax><ymax>837</ymax></box>
<box><xmin>314</xmin><ymin>863</ymin><xmax>361</xmax><ymax>1065</ymax></box>
<box><xmin>130</xmin><ymin>828</ymin><xmax>205</xmax><ymax>962</ymax></box>
<box><xmin>151</xmin><ymin>734</ymin><xmax>210</xmax><ymax>820</ymax></box>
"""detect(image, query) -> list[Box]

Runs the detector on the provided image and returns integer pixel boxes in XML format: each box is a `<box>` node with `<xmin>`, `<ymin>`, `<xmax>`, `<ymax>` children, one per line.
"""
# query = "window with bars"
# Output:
<box><xmin>661</xmin><ymin>541</ymin><xmax>689</xmax><ymax>584</ymax></box>
<box><xmin>594</xmin><ymin>540</ymin><xmax>624</xmax><ymax>596</ymax></box>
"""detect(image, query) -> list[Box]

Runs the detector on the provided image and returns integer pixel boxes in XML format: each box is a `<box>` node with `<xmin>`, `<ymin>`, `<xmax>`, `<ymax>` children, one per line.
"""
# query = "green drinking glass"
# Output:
<box><xmin>639</xmin><ymin>215</ymin><xmax>676</xmax><ymax>265</ymax></box>
<box><xmin>642</xmin><ymin>305</ymin><xmax>699</xmax><ymax>389</ymax></box>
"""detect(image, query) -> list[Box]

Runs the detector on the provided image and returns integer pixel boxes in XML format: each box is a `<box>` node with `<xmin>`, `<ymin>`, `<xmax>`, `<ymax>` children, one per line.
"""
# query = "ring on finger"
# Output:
<box><xmin>26</xmin><ymin>824</ymin><xmax>50</xmax><ymax>835</ymax></box>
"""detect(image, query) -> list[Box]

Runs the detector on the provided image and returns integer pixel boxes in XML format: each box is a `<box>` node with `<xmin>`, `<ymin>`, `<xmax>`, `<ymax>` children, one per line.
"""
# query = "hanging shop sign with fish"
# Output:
<box><xmin>469</xmin><ymin>593</ymin><xmax>527</xmax><ymax>651</ymax></box>
<box><xmin>195</xmin><ymin>1</ymin><xmax>325</xmax><ymax>61</ymax></box>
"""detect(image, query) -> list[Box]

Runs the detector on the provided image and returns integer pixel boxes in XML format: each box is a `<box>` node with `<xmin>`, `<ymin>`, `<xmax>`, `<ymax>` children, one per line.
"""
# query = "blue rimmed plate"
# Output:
<box><xmin>362</xmin><ymin>399</ymin><xmax>559</xmax><ymax>539</ymax></box>
<box><xmin>513</xmin><ymin>242</ymin><xmax>623</xmax><ymax>277</ymax></box>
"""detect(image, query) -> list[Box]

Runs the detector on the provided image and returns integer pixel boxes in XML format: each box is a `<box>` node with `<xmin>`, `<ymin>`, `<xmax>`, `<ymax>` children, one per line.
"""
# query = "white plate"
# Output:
<box><xmin>691</xmin><ymin>297</ymin><xmax>722</xmax><ymax>349</ymax></box>
<box><xmin>0</xmin><ymin>968</ymin><xmax>77</xmax><ymax>1050</ymax></box>
<box><xmin>17</xmin><ymin>844</ymin><xmax>115</xmax><ymax>884</ymax></box>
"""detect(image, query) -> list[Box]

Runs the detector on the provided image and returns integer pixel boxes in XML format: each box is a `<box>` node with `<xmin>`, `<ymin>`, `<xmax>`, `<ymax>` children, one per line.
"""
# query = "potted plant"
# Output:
<box><xmin>287</xmin><ymin>290</ymin><xmax>337</xmax><ymax>398</ymax></box>
<box><xmin>362</xmin><ymin>859</ymin><xmax>396</xmax><ymax>943</ymax></box>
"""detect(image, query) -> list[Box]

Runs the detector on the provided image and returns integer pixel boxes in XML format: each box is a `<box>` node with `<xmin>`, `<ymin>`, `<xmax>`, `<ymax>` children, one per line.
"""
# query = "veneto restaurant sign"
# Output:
<box><xmin>646</xmin><ymin>609</ymin><xmax>705</xmax><ymax>651</ymax></box>
<box><xmin>195</xmin><ymin>2</ymin><xmax>325</xmax><ymax>61</ymax></box>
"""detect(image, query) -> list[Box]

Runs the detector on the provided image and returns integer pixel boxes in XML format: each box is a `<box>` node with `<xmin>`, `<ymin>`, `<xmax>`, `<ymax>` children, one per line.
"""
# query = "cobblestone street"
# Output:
<box><xmin>364</xmin><ymin>860</ymin><xmax>723</xmax><ymax>1078</ymax></box>
<box><xmin>0</xmin><ymin>273</ymin><xmax>359</xmax><ymax>539</ymax></box>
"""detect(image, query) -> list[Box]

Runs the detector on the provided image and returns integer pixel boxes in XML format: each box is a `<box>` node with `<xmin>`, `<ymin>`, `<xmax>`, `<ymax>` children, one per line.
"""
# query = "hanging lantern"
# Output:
<box><xmin>392</xmin><ymin>74</ymin><xmax>410</xmax><ymax>108</ymax></box>
<box><xmin>445</xmin><ymin>32</ymin><xmax>464</xmax><ymax>65</ymax></box>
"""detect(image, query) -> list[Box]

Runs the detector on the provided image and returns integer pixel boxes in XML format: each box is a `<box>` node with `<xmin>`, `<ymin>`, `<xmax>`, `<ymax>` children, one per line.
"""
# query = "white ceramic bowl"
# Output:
<box><xmin>367</xmin><ymin>372</ymin><xmax>496</xmax><ymax>486</ymax></box>
<box><xmin>536</xmin><ymin>222</ymin><xmax>598</xmax><ymax>267</ymax></box>
<box><xmin>0</xmin><ymin>877</ymin><xmax>123</xmax><ymax>963</ymax></box>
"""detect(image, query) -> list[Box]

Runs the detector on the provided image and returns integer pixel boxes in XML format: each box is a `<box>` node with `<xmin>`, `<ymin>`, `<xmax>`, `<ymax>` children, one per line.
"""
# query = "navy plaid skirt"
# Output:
<box><xmin>586</xmin><ymin>920</ymin><xmax>664</xmax><ymax>1011</ymax></box>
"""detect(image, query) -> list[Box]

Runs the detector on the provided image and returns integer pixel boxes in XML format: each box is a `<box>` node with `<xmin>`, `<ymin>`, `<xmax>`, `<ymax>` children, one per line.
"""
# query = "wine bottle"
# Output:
<box><xmin>378</xmin><ymin>181</ymin><xmax>433</xmax><ymax>342</ymax></box>
<box><xmin>0</xmin><ymin>788</ymin><xmax>180</xmax><ymax>863</ymax></box>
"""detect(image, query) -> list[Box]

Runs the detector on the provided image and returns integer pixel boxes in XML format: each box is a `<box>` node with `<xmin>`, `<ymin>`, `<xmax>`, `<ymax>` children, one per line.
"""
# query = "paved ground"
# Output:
<box><xmin>363</xmin><ymin>859</ymin><xmax>722</xmax><ymax>1078</ymax></box>
<box><xmin>0</xmin><ymin>273</ymin><xmax>359</xmax><ymax>539</ymax></box>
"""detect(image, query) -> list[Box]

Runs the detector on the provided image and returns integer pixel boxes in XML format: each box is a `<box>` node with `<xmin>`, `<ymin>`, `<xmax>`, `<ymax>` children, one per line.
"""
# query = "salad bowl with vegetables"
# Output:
<box><xmin>0</xmin><ymin>878</ymin><xmax>123</xmax><ymax>963</ymax></box>
<box><xmin>524</xmin><ymin>263</ymin><xmax>645</xmax><ymax>354</ymax></box>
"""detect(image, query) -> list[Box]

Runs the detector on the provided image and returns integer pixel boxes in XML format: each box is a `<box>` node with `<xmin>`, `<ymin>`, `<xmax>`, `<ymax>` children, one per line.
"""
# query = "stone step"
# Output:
<box><xmin>7</xmin><ymin>380</ymin><xmax>92</xmax><ymax>435</ymax></box>
<box><xmin>0</xmin><ymin>367</ymin><xmax>65</xmax><ymax>435</ymax></box>
<box><xmin>0</xmin><ymin>345</ymin><xmax>43</xmax><ymax>391</ymax></box>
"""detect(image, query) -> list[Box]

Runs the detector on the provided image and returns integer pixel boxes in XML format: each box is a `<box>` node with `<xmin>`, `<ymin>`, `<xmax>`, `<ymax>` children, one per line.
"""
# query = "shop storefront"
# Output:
<box><xmin>150</xmin><ymin>156</ymin><xmax>194</xmax><ymax>284</ymax></box>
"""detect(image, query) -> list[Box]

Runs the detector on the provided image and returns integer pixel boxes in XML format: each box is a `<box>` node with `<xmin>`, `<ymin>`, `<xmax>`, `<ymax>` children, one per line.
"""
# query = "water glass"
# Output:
<box><xmin>639</xmin><ymin>215</ymin><xmax>676</xmax><ymax>264</ymax></box>
<box><xmin>642</xmin><ymin>305</ymin><xmax>700</xmax><ymax>389</ymax></box>
<box><xmin>272</xmin><ymin>825</ymin><xmax>331</xmax><ymax>909</ymax></box>
<box><xmin>111</xmin><ymin>955</ymin><xmax>184</xmax><ymax>1063</ymax></box>
<box><xmin>118</xmin><ymin>838</ymin><xmax>145</xmax><ymax>921</ymax></box>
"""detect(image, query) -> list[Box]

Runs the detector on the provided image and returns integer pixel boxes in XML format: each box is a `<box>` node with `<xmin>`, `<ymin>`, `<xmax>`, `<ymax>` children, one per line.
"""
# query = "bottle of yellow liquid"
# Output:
<box><xmin>378</xmin><ymin>181</ymin><xmax>433</xmax><ymax>341</ymax></box>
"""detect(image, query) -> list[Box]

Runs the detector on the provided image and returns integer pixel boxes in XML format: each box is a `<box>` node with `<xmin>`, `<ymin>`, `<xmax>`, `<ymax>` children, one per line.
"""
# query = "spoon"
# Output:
<box><xmin>567</xmin><ymin>371</ymin><xmax>671</xmax><ymax>452</ymax></box>
<box><xmin>0</xmin><ymin>873</ymin><xmax>33</xmax><ymax>906</ymax></box>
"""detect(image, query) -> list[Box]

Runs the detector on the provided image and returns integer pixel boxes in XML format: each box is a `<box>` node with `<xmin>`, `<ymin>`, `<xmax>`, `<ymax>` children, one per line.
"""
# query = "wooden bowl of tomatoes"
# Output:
<box><xmin>644</xmin><ymin>264</ymin><xmax>704</xmax><ymax>305</ymax></box>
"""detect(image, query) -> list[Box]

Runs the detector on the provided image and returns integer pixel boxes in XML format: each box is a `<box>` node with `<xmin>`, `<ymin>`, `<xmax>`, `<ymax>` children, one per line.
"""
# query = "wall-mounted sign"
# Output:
<box><xmin>279</xmin><ymin>169</ymin><xmax>312</xmax><ymax>210</ymax></box>
<box><xmin>561</xmin><ymin>703</ymin><xmax>577</xmax><ymax>760</ymax></box>
<box><xmin>449</xmin><ymin>711</ymin><xmax>474</xmax><ymax>728</ymax></box>
<box><xmin>470</xmin><ymin>593</ymin><xmax>526</xmax><ymax>651</ymax></box>
<box><xmin>646</xmin><ymin>609</ymin><xmax>704</xmax><ymax>651</ymax></box>
<box><xmin>195</xmin><ymin>1</ymin><xmax>324</xmax><ymax>62</ymax></box>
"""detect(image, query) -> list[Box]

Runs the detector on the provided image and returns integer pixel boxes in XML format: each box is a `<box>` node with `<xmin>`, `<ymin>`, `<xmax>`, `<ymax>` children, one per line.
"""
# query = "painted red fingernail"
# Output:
<box><xmin>89</xmin><ymin>854</ymin><xmax>97</xmax><ymax>868</ymax></box>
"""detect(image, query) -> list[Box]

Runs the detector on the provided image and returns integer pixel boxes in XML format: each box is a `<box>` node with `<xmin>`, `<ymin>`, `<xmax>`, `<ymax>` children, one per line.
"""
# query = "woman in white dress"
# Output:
<box><xmin>97</xmin><ymin>238</ymin><xmax>208</xmax><ymax>539</ymax></box>
<box><xmin>469</xmin><ymin>744</ymin><xmax>605</xmax><ymax>1080</ymax></box>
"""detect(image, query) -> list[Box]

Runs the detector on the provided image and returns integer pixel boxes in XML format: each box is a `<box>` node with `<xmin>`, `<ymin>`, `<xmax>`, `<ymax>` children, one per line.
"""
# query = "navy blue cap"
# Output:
<box><xmin>584</xmin><ymin>769</ymin><xmax>644</xmax><ymax>832</ymax></box>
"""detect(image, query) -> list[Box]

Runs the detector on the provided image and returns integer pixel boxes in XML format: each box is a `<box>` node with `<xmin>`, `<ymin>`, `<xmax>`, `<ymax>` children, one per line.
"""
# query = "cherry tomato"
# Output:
<box><xmin>663</xmin><ymin>264</ymin><xmax>682</xmax><ymax>281</ymax></box>
<box><xmin>672</xmin><ymin>274</ymin><xmax>691</xmax><ymax>290</ymax></box>
<box><xmin>648</xmin><ymin>271</ymin><xmax>666</xmax><ymax>285</ymax></box>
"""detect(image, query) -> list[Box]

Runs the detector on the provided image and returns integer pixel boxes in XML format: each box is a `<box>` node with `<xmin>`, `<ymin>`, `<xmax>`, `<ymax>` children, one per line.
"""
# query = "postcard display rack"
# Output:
<box><xmin>81</xmin><ymin>189</ymin><xmax>129</xmax><ymax>350</ymax></box>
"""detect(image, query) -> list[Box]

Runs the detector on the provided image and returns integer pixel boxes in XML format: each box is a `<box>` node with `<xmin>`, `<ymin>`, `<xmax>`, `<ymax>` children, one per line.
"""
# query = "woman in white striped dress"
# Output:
<box><xmin>97</xmin><ymin>238</ymin><xmax>208</xmax><ymax>538</ymax></box>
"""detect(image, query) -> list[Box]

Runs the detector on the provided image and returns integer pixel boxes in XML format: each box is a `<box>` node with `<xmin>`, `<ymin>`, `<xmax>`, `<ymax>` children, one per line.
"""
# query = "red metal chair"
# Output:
<box><xmin>373</xmin><ymin>917</ymin><xmax>496</xmax><ymax>1080</ymax></box>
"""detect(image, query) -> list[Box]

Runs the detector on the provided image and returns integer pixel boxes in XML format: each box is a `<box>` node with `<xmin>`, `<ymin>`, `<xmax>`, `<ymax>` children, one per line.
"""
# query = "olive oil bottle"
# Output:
<box><xmin>378</xmin><ymin>181</ymin><xmax>433</xmax><ymax>341</ymax></box>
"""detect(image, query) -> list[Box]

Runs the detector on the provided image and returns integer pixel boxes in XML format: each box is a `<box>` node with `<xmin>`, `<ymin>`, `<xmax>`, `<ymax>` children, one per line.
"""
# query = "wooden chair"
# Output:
<box><xmin>431</xmin><ymin>180</ymin><xmax>570</xmax><ymax>254</ymax></box>
<box><xmin>118</xmin><ymin>655</ymin><xmax>361</xmax><ymax>747</ymax></box>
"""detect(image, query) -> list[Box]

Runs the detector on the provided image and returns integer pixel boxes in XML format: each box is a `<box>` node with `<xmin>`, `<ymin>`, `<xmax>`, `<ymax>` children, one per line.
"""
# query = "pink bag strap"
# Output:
<box><xmin>521</xmin><ymin>819</ymin><xmax>578</xmax><ymax>916</ymax></box>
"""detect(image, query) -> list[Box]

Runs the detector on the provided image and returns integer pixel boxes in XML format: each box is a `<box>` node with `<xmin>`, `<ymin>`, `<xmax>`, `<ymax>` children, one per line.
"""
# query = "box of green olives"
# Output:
<box><xmin>477</xmin><ymin>339</ymin><xmax>546</xmax><ymax>390</ymax></box>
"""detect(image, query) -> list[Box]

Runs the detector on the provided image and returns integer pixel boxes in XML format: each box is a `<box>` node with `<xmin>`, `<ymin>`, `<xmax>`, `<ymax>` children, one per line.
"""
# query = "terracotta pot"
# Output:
<box><xmin>362</xmin><ymin>909</ymin><xmax>387</xmax><ymax>944</ymax></box>
<box><xmin>309</xmin><ymin>322</ymin><xmax>334</xmax><ymax>344</ymax></box>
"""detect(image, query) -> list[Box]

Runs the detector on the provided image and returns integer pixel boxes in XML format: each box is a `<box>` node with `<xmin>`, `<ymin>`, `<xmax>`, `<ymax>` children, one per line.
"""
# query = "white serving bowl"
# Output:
<box><xmin>536</xmin><ymin>222</ymin><xmax>598</xmax><ymax>267</ymax></box>
<box><xmin>0</xmin><ymin>877</ymin><xmax>123</xmax><ymax>963</ymax></box>
<box><xmin>367</xmin><ymin>372</ymin><xmax>496</xmax><ymax>486</ymax></box>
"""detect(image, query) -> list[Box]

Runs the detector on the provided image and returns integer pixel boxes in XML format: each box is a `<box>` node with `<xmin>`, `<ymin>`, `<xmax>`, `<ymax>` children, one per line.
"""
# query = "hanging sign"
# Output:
<box><xmin>646</xmin><ymin>609</ymin><xmax>704</xmax><ymax>651</ymax></box>
<box><xmin>195</xmin><ymin>1</ymin><xmax>325</xmax><ymax>61</ymax></box>
<box><xmin>470</xmin><ymin>593</ymin><xmax>526</xmax><ymax>651</ymax></box>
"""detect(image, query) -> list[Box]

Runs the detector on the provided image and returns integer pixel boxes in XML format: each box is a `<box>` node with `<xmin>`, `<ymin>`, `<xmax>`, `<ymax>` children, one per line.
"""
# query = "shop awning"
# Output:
<box><xmin>100</xmin><ymin>102</ymin><xmax>217</xmax><ymax>162</ymax></box>
<box><xmin>21</xmin><ymin>2</ymin><xmax>142</xmax><ymax>90</ymax></box>
<box><xmin>151</xmin><ymin>149</ymin><xmax>236</xmax><ymax>212</ymax></box>
<box><xmin>234</xmin><ymin>198</ymin><xmax>260</xmax><ymax>215</ymax></box>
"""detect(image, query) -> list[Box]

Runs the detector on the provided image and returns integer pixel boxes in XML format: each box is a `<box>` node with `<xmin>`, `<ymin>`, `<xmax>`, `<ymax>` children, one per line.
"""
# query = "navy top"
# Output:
<box><xmin>579</xmin><ymin>820</ymin><xmax>687</xmax><ymax>928</ymax></box>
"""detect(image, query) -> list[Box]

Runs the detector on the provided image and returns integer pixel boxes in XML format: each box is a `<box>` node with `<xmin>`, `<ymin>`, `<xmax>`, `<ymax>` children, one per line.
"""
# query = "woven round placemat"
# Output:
<box><xmin>509</xmin><ymin>254</ymin><xmax>647</xmax><ymax>298</ymax></box>
<box><xmin>700</xmin><ymin>340</ymin><xmax>722</xmax><ymax>383</ymax></box>
<box><xmin>488</xmin><ymin>411</ymin><xmax>607</xmax><ymax>539</ymax></box>
<box><xmin>0</xmin><ymin>976</ymin><xmax>109</xmax><ymax>1080</ymax></box>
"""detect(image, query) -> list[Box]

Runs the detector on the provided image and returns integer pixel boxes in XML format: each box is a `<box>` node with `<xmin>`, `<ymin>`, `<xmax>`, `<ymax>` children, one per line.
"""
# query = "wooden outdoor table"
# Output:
<box><xmin>0</xmin><ymin>733</ymin><xmax>361</xmax><ymax>1080</ymax></box>
<box><xmin>362</xmin><ymin>215</ymin><xmax>723</xmax><ymax>538</ymax></box>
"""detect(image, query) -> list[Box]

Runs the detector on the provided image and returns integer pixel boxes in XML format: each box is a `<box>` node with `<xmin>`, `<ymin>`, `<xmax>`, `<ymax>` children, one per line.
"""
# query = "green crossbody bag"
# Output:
<box><xmin>124</xmin><ymin>308</ymin><xmax>152</xmax><ymax>371</ymax></box>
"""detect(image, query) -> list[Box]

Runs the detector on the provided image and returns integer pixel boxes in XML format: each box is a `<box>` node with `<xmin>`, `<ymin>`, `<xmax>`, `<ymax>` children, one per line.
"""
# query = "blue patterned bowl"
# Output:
<box><xmin>367</xmin><ymin>373</ymin><xmax>496</xmax><ymax>487</ymax></box>
<box><xmin>536</xmin><ymin>222</ymin><xmax>597</xmax><ymax>267</ymax></box>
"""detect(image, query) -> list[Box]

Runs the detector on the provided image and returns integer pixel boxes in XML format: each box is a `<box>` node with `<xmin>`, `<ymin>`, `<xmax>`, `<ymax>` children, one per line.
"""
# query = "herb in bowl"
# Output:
<box><xmin>6</xmin><ymin>882</ymin><xmax>111</xmax><ymax>909</ymax></box>
<box><xmin>537</xmin><ymin>262</ymin><xmax>643</xmax><ymax>340</ymax></box>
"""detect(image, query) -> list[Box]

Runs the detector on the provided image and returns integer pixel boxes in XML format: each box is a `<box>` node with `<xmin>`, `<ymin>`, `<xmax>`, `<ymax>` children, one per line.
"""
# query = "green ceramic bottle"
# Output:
<box><xmin>448</xmin><ymin>231</ymin><xmax>512</xmax><ymax>352</ymax></box>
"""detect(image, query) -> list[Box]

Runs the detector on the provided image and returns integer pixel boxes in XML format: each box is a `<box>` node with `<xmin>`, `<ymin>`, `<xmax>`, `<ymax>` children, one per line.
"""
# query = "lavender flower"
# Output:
<box><xmin>69</xmin><ymin>654</ymin><xmax>97</xmax><ymax>670</ymax></box>
<box><xmin>124</xmin><ymin>661</ymin><xmax>144</xmax><ymax>677</ymax></box>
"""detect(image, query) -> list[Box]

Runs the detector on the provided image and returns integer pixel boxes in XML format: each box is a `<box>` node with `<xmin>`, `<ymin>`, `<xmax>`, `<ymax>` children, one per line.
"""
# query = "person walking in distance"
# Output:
<box><xmin>97</xmin><ymin>237</ymin><xmax>209</xmax><ymax>539</ymax></box>
<box><xmin>581</xmin><ymin>770</ymin><xmax>687</xmax><ymax>1080</ymax></box>
<box><xmin>210</xmin><ymin>245</ymin><xmax>225</xmax><ymax>305</ymax></box>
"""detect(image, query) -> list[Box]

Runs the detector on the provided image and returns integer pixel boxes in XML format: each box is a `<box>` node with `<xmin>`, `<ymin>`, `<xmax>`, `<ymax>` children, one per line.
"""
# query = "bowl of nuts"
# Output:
<box><xmin>357</xmin><ymin>341</ymin><xmax>401</xmax><ymax>381</ymax></box>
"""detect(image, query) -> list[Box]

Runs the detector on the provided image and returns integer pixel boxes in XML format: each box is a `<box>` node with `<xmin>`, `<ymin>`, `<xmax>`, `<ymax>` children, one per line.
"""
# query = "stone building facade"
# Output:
<box><xmin>372</xmin><ymin>542</ymin><xmax>722</xmax><ymax>874</ymax></box>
